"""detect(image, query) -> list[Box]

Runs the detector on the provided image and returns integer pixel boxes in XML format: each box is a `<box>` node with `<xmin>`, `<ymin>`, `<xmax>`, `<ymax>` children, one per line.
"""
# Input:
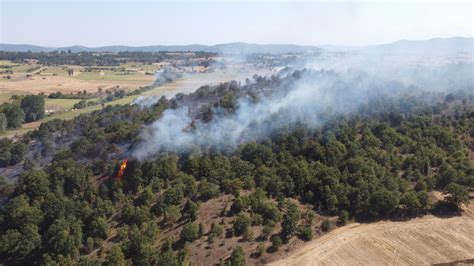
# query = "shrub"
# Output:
<box><xmin>270</xmin><ymin>235</ymin><xmax>282</xmax><ymax>251</ymax></box>
<box><xmin>233</xmin><ymin>214</ymin><xmax>251</xmax><ymax>236</ymax></box>
<box><xmin>298</xmin><ymin>226</ymin><xmax>313</xmax><ymax>241</ymax></box>
<box><xmin>321</xmin><ymin>218</ymin><xmax>332</xmax><ymax>232</ymax></box>
<box><xmin>180</xmin><ymin>223</ymin><xmax>199</xmax><ymax>243</ymax></box>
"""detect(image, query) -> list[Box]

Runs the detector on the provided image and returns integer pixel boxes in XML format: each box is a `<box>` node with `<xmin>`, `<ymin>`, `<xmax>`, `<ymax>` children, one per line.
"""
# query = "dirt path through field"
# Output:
<box><xmin>269</xmin><ymin>204</ymin><xmax>474</xmax><ymax>265</ymax></box>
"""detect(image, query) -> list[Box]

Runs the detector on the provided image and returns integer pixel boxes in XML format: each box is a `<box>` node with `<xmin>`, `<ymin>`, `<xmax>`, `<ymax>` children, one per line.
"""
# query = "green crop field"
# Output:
<box><xmin>44</xmin><ymin>98</ymin><xmax>82</xmax><ymax>109</ymax></box>
<box><xmin>40</xmin><ymin>67</ymin><xmax>69</xmax><ymax>76</ymax></box>
<box><xmin>74</xmin><ymin>70</ymin><xmax>151</xmax><ymax>82</ymax></box>
<box><xmin>9</xmin><ymin>64</ymin><xmax>42</xmax><ymax>73</ymax></box>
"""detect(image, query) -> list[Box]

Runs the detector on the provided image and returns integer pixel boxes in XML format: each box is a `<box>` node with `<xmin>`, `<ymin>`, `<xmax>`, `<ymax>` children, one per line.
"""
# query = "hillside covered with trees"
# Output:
<box><xmin>0</xmin><ymin>68</ymin><xmax>472</xmax><ymax>265</ymax></box>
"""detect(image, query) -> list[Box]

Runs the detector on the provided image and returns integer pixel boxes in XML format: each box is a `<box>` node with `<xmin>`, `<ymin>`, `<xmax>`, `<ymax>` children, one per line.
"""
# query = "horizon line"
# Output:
<box><xmin>1</xmin><ymin>36</ymin><xmax>472</xmax><ymax>50</ymax></box>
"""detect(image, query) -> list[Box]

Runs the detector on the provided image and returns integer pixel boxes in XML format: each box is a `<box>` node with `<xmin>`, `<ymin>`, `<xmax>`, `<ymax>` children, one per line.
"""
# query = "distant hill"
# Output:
<box><xmin>363</xmin><ymin>37</ymin><xmax>473</xmax><ymax>55</ymax></box>
<box><xmin>0</xmin><ymin>43</ymin><xmax>321</xmax><ymax>54</ymax></box>
<box><xmin>1</xmin><ymin>37</ymin><xmax>472</xmax><ymax>55</ymax></box>
<box><xmin>0</xmin><ymin>44</ymin><xmax>56</xmax><ymax>52</ymax></box>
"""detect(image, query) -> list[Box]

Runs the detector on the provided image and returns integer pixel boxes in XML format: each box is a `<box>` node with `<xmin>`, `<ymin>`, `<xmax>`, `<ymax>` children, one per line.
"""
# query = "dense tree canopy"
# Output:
<box><xmin>0</xmin><ymin>69</ymin><xmax>472</xmax><ymax>264</ymax></box>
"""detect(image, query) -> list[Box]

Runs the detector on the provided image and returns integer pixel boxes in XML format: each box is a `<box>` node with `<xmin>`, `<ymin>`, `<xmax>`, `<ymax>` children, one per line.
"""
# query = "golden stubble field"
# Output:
<box><xmin>269</xmin><ymin>198</ymin><xmax>474</xmax><ymax>266</ymax></box>
<box><xmin>0</xmin><ymin>70</ymin><xmax>155</xmax><ymax>102</ymax></box>
<box><xmin>0</xmin><ymin>63</ymin><xmax>275</xmax><ymax>138</ymax></box>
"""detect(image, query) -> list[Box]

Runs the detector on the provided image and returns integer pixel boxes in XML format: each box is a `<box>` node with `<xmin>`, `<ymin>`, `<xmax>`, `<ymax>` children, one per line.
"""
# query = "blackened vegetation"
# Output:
<box><xmin>0</xmin><ymin>70</ymin><xmax>472</xmax><ymax>265</ymax></box>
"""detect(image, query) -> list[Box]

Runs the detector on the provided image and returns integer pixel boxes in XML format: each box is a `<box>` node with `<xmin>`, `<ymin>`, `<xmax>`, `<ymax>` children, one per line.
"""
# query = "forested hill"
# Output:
<box><xmin>0</xmin><ymin>68</ymin><xmax>472</xmax><ymax>265</ymax></box>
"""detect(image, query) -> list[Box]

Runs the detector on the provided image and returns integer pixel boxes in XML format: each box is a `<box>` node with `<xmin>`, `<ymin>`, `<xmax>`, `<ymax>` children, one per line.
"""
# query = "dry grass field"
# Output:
<box><xmin>269</xmin><ymin>198</ymin><xmax>474</xmax><ymax>266</ymax></box>
<box><xmin>0</xmin><ymin>62</ymin><xmax>157</xmax><ymax>102</ymax></box>
<box><xmin>0</xmin><ymin>62</ymin><xmax>276</xmax><ymax>138</ymax></box>
<box><xmin>142</xmin><ymin>66</ymin><xmax>274</xmax><ymax>98</ymax></box>
<box><xmin>0</xmin><ymin>72</ymin><xmax>155</xmax><ymax>101</ymax></box>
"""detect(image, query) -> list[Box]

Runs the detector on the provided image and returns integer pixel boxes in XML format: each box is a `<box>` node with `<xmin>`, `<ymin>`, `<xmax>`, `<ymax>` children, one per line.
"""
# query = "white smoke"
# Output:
<box><xmin>132</xmin><ymin>51</ymin><xmax>473</xmax><ymax>160</ymax></box>
<box><xmin>132</xmin><ymin>69</ymin><xmax>389</xmax><ymax>159</ymax></box>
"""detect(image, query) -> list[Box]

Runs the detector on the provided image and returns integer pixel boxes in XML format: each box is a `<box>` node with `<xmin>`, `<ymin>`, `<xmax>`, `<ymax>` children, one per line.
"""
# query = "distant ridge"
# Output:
<box><xmin>364</xmin><ymin>36</ymin><xmax>473</xmax><ymax>55</ymax></box>
<box><xmin>0</xmin><ymin>43</ymin><xmax>321</xmax><ymax>54</ymax></box>
<box><xmin>1</xmin><ymin>37</ymin><xmax>472</xmax><ymax>54</ymax></box>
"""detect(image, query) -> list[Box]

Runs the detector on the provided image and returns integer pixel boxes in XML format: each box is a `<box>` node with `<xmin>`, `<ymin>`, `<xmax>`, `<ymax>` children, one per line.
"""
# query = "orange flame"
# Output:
<box><xmin>116</xmin><ymin>159</ymin><xmax>128</xmax><ymax>181</ymax></box>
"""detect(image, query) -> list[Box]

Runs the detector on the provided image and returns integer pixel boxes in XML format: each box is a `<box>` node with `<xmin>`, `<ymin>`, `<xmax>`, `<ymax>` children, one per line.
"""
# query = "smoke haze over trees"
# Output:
<box><xmin>0</xmin><ymin>38</ymin><xmax>473</xmax><ymax>265</ymax></box>
<box><xmin>132</xmin><ymin>54</ymin><xmax>473</xmax><ymax>160</ymax></box>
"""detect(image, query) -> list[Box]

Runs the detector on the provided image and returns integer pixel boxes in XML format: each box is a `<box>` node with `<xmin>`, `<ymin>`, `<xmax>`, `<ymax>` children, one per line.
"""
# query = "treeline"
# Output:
<box><xmin>0</xmin><ymin>73</ymin><xmax>472</xmax><ymax>264</ymax></box>
<box><xmin>0</xmin><ymin>95</ymin><xmax>45</xmax><ymax>131</ymax></box>
<box><xmin>0</xmin><ymin>51</ymin><xmax>217</xmax><ymax>66</ymax></box>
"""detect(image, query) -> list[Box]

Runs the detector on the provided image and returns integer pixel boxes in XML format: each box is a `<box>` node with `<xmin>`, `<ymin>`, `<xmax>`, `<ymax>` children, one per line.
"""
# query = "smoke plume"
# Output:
<box><xmin>132</xmin><ymin>53</ymin><xmax>473</xmax><ymax>160</ymax></box>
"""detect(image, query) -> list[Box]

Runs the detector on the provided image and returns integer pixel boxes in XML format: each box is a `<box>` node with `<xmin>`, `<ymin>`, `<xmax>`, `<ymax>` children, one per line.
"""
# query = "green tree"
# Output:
<box><xmin>0</xmin><ymin>138</ymin><xmax>12</xmax><ymax>167</ymax></box>
<box><xmin>0</xmin><ymin>224</ymin><xmax>41</xmax><ymax>262</ymax></box>
<box><xmin>10</xmin><ymin>142</ymin><xmax>28</xmax><ymax>165</ymax></box>
<box><xmin>183</xmin><ymin>200</ymin><xmax>199</xmax><ymax>221</ymax></box>
<box><xmin>444</xmin><ymin>183</ymin><xmax>469</xmax><ymax>209</ymax></box>
<box><xmin>281</xmin><ymin>202</ymin><xmax>300</xmax><ymax>240</ymax></box>
<box><xmin>197</xmin><ymin>180</ymin><xmax>219</xmax><ymax>201</ymax></box>
<box><xmin>125</xmin><ymin>227</ymin><xmax>153</xmax><ymax>266</ymax></box>
<box><xmin>260</xmin><ymin>222</ymin><xmax>275</xmax><ymax>240</ymax></box>
<box><xmin>337</xmin><ymin>210</ymin><xmax>349</xmax><ymax>225</ymax></box>
<box><xmin>87</xmin><ymin>216</ymin><xmax>109</xmax><ymax>239</ymax></box>
<box><xmin>198</xmin><ymin>223</ymin><xmax>205</xmax><ymax>238</ymax></box>
<box><xmin>321</xmin><ymin>218</ymin><xmax>332</xmax><ymax>232</ymax></box>
<box><xmin>369</xmin><ymin>189</ymin><xmax>399</xmax><ymax>217</ymax></box>
<box><xmin>401</xmin><ymin>191</ymin><xmax>421</xmax><ymax>214</ymax></box>
<box><xmin>255</xmin><ymin>243</ymin><xmax>265</xmax><ymax>257</ymax></box>
<box><xmin>162</xmin><ymin>184</ymin><xmax>185</xmax><ymax>205</ymax></box>
<box><xmin>1</xmin><ymin>103</ymin><xmax>24</xmax><ymax>129</ymax></box>
<box><xmin>208</xmin><ymin>223</ymin><xmax>223</xmax><ymax>244</ymax></box>
<box><xmin>44</xmin><ymin>218</ymin><xmax>83</xmax><ymax>257</ymax></box>
<box><xmin>135</xmin><ymin>186</ymin><xmax>154</xmax><ymax>206</ymax></box>
<box><xmin>261</xmin><ymin>202</ymin><xmax>281</xmax><ymax>223</ymax></box>
<box><xmin>180</xmin><ymin>223</ymin><xmax>199</xmax><ymax>243</ymax></box>
<box><xmin>104</xmin><ymin>246</ymin><xmax>126</xmax><ymax>266</ymax></box>
<box><xmin>0</xmin><ymin>113</ymin><xmax>7</xmax><ymax>131</ymax></box>
<box><xmin>229</xmin><ymin>246</ymin><xmax>246</xmax><ymax>266</ymax></box>
<box><xmin>298</xmin><ymin>226</ymin><xmax>313</xmax><ymax>241</ymax></box>
<box><xmin>158</xmin><ymin>238</ymin><xmax>179</xmax><ymax>266</ymax></box>
<box><xmin>230</xmin><ymin>196</ymin><xmax>247</xmax><ymax>215</ymax></box>
<box><xmin>164</xmin><ymin>205</ymin><xmax>181</xmax><ymax>225</ymax></box>
<box><xmin>5</xmin><ymin>195</ymin><xmax>42</xmax><ymax>228</ymax></box>
<box><xmin>270</xmin><ymin>235</ymin><xmax>282</xmax><ymax>251</ymax></box>
<box><xmin>20</xmin><ymin>95</ymin><xmax>45</xmax><ymax>122</ymax></box>
<box><xmin>17</xmin><ymin>169</ymin><xmax>50</xmax><ymax>200</ymax></box>
<box><xmin>233</xmin><ymin>214</ymin><xmax>251</xmax><ymax>236</ymax></box>
<box><xmin>243</xmin><ymin>228</ymin><xmax>254</xmax><ymax>241</ymax></box>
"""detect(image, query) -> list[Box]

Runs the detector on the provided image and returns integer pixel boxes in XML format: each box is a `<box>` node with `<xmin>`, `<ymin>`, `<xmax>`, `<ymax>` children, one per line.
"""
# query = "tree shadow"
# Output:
<box><xmin>266</xmin><ymin>246</ymin><xmax>278</xmax><ymax>253</ymax></box>
<box><xmin>430</xmin><ymin>201</ymin><xmax>462</xmax><ymax>218</ymax></box>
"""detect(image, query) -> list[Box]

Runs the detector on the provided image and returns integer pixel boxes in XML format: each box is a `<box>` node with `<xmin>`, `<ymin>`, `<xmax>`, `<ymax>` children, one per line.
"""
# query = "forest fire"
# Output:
<box><xmin>116</xmin><ymin>159</ymin><xmax>128</xmax><ymax>181</ymax></box>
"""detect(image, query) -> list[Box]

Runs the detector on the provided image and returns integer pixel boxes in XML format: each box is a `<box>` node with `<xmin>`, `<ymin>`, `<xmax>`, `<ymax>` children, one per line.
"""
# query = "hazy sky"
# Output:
<box><xmin>0</xmin><ymin>0</ymin><xmax>472</xmax><ymax>47</ymax></box>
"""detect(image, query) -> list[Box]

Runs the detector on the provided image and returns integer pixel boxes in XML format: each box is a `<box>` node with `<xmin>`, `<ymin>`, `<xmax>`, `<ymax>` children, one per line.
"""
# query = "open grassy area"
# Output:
<box><xmin>0</xmin><ymin>95</ymin><xmax>140</xmax><ymax>138</ymax></box>
<box><xmin>9</xmin><ymin>64</ymin><xmax>42</xmax><ymax>73</ymax></box>
<box><xmin>40</xmin><ymin>66</ymin><xmax>69</xmax><ymax>76</ymax></box>
<box><xmin>121</xmin><ymin>62</ymin><xmax>161</xmax><ymax>72</ymax></box>
<box><xmin>0</xmin><ymin>61</ymin><xmax>156</xmax><ymax>103</ymax></box>
<box><xmin>74</xmin><ymin>70</ymin><xmax>153</xmax><ymax>83</ymax></box>
<box><xmin>44</xmin><ymin>98</ymin><xmax>82</xmax><ymax>110</ymax></box>
<box><xmin>0</xmin><ymin>91</ymin><xmax>18</xmax><ymax>103</ymax></box>
<box><xmin>141</xmin><ymin>82</ymin><xmax>182</xmax><ymax>96</ymax></box>
<box><xmin>1</xmin><ymin>65</ymin><xmax>264</xmax><ymax>138</ymax></box>
<box><xmin>0</xmin><ymin>60</ymin><xmax>16</xmax><ymax>66</ymax></box>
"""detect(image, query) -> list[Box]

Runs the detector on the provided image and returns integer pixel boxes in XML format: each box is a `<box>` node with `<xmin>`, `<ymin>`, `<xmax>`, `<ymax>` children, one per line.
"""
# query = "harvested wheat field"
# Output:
<box><xmin>270</xmin><ymin>202</ymin><xmax>474</xmax><ymax>266</ymax></box>
<box><xmin>0</xmin><ymin>73</ymin><xmax>155</xmax><ymax>102</ymax></box>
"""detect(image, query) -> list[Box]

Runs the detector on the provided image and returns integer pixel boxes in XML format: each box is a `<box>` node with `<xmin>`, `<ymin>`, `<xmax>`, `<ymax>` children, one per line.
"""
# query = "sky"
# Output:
<box><xmin>0</xmin><ymin>0</ymin><xmax>472</xmax><ymax>47</ymax></box>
